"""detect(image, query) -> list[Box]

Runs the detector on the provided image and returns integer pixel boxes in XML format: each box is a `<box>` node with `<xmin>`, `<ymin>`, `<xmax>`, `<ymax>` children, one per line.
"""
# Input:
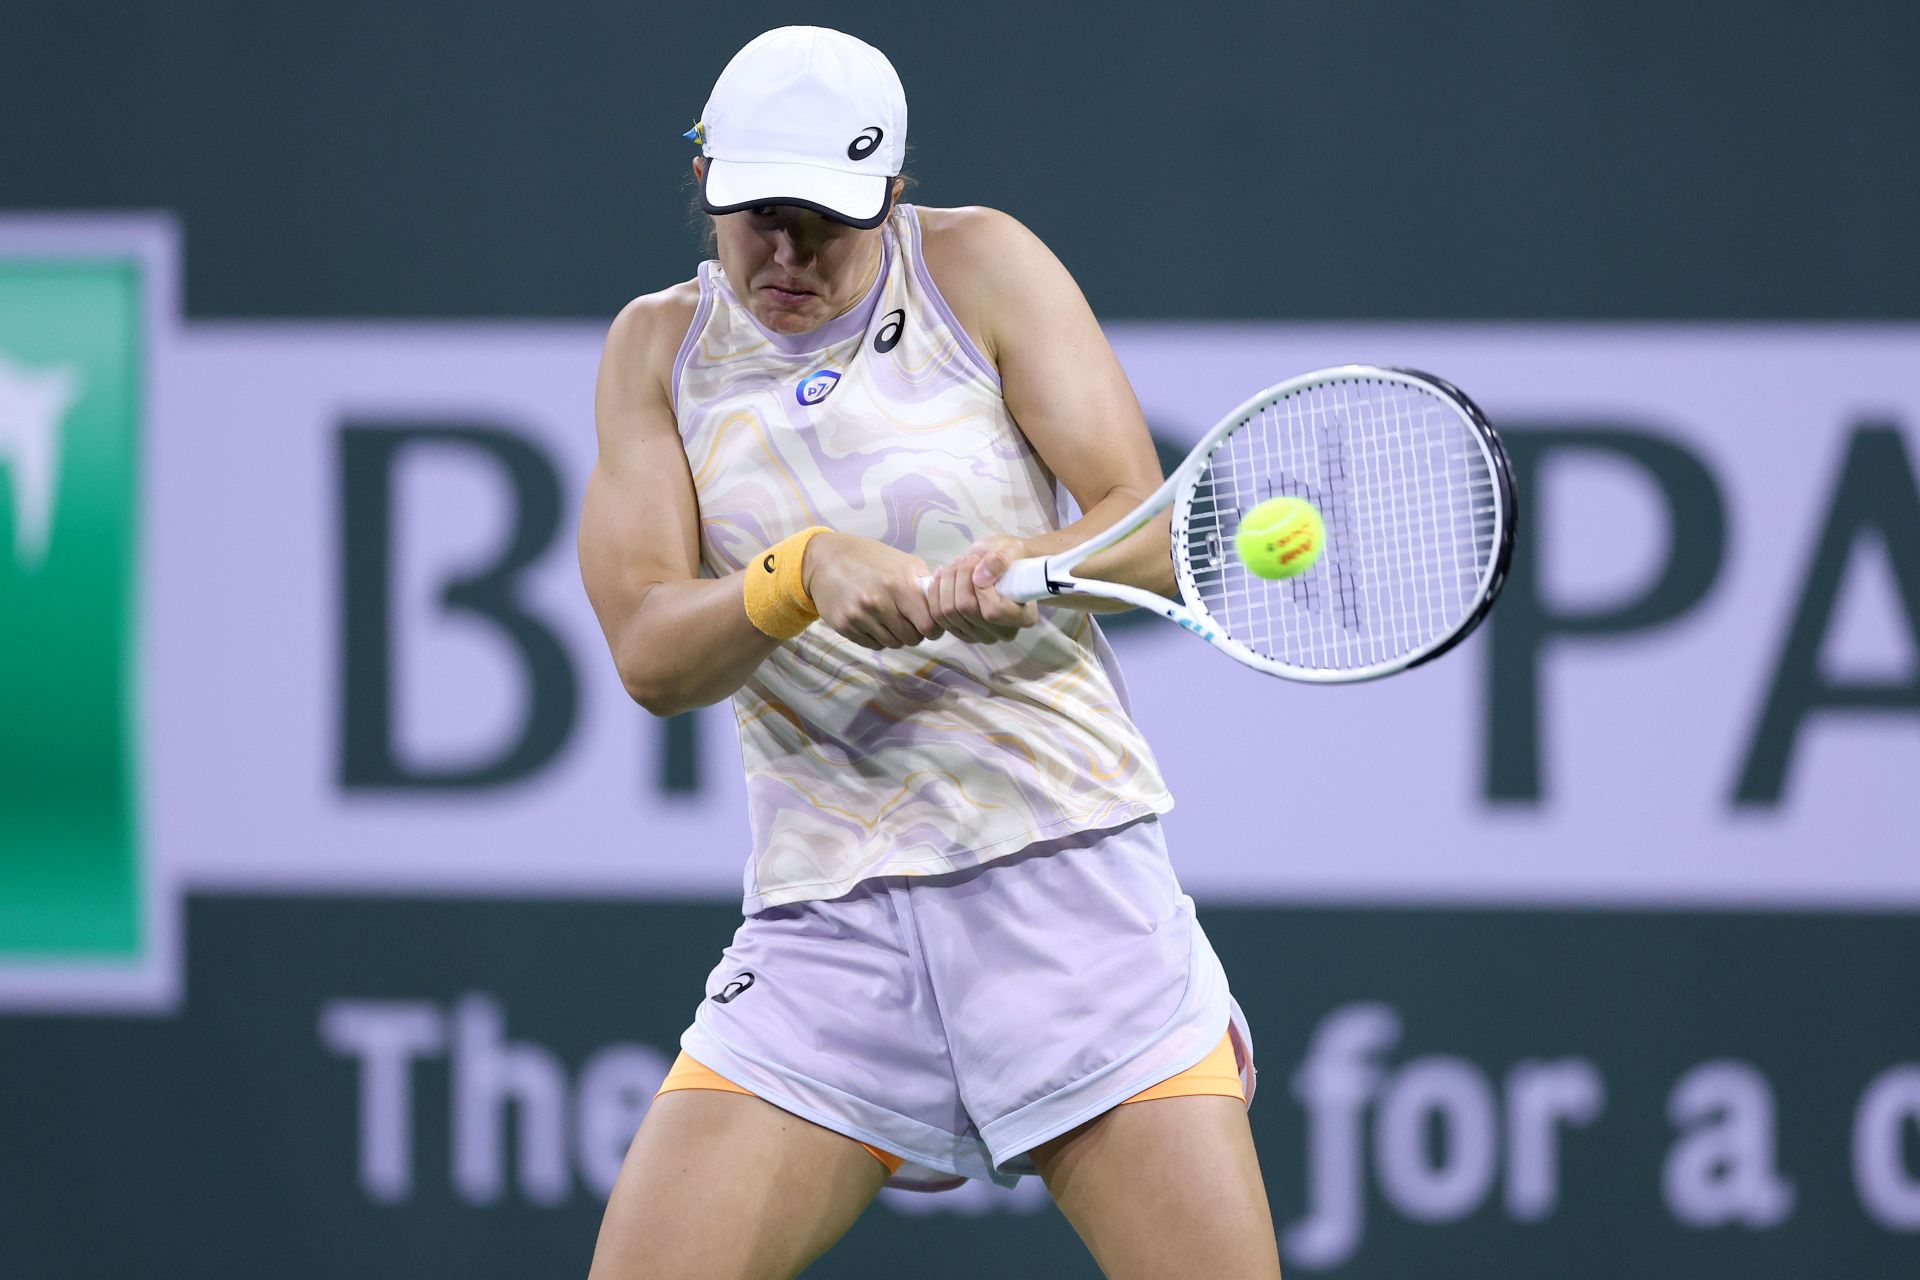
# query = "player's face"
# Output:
<box><xmin>710</xmin><ymin>201</ymin><xmax>884</xmax><ymax>335</ymax></box>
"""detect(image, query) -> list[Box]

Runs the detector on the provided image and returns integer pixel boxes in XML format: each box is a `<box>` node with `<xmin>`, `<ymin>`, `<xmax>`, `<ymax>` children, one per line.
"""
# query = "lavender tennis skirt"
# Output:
<box><xmin>680</xmin><ymin>815</ymin><xmax>1254</xmax><ymax>1189</ymax></box>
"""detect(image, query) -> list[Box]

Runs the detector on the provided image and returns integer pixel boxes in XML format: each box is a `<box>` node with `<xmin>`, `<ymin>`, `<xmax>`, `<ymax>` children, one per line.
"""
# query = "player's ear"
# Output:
<box><xmin>692</xmin><ymin>157</ymin><xmax>707</xmax><ymax>181</ymax></box>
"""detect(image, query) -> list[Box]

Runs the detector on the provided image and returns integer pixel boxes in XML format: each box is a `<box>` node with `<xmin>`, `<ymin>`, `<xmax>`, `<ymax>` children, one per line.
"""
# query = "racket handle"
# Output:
<box><xmin>997</xmin><ymin>556</ymin><xmax>1053</xmax><ymax>602</ymax></box>
<box><xmin>912</xmin><ymin>556</ymin><xmax>1055</xmax><ymax>603</ymax></box>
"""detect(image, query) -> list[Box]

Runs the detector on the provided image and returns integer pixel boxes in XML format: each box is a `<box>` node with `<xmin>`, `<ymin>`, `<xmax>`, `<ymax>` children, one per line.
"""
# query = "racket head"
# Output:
<box><xmin>1169</xmin><ymin>365</ymin><xmax>1516</xmax><ymax>683</ymax></box>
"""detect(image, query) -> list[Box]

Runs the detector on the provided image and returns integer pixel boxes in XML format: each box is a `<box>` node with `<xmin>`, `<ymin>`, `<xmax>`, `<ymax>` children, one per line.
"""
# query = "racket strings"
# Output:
<box><xmin>1180</xmin><ymin>377</ymin><xmax>1500</xmax><ymax>673</ymax></box>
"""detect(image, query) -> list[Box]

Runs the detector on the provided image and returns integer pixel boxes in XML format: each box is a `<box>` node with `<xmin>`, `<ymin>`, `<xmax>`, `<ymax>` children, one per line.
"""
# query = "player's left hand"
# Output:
<box><xmin>928</xmin><ymin>536</ymin><xmax>1040</xmax><ymax>644</ymax></box>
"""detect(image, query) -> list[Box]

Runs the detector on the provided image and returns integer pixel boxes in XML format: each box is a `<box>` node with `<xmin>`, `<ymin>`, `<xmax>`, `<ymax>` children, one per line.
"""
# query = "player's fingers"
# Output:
<box><xmin>928</xmin><ymin>563</ymin><xmax>969</xmax><ymax>636</ymax></box>
<box><xmin>864</xmin><ymin>605</ymin><xmax>915</xmax><ymax>649</ymax></box>
<box><xmin>971</xmin><ymin>577</ymin><xmax>1040</xmax><ymax>632</ymax></box>
<box><xmin>979</xmin><ymin>610</ymin><xmax>1024</xmax><ymax>642</ymax></box>
<box><xmin>972</xmin><ymin>583</ymin><xmax>1019</xmax><ymax>628</ymax></box>
<box><xmin>970</xmin><ymin>544</ymin><xmax>1013</xmax><ymax>589</ymax></box>
<box><xmin>943</xmin><ymin>564</ymin><xmax>972</xmax><ymax>630</ymax></box>
<box><xmin>895</xmin><ymin>579</ymin><xmax>943</xmax><ymax>643</ymax></box>
<box><xmin>922</xmin><ymin>565</ymin><xmax>944</xmax><ymax>619</ymax></box>
<box><xmin>871</xmin><ymin>585</ymin><xmax>935</xmax><ymax>648</ymax></box>
<box><xmin>928</xmin><ymin>564</ymin><xmax>963</xmax><ymax>631</ymax></box>
<box><xmin>947</xmin><ymin>567</ymin><xmax>999</xmax><ymax>645</ymax></box>
<box><xmin>831</xmin><ymin>593</ymin><xmax>901</xmax><ymax>649</ymax></box>
<box><xmin>961</xmin><ymin>546</ymin><xmax>1031</xmax><ymax>643</ymax></box>
<box><xmin>835</xmin><ymin>621</ymin><xmax>885</xmax><ymax>650</ymax></box>
<box><xmin>849</xmin><ymin>609</ymin><xmax>896</xmax><ymax>649</ymax></box>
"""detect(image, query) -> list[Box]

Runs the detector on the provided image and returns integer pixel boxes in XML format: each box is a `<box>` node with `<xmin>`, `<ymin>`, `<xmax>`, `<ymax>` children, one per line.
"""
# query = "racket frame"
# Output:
<box><xmin>1000</xmin><ymin>364</ymin><xmax>1515</xmax><ymax>683</ymax></box>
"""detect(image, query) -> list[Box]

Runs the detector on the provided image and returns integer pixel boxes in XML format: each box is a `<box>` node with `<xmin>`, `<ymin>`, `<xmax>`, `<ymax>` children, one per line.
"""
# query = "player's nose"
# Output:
<box><xmin>771</xmin><ymin>230</ymin><xmax>812</xmax><ymax>270</ymax></box>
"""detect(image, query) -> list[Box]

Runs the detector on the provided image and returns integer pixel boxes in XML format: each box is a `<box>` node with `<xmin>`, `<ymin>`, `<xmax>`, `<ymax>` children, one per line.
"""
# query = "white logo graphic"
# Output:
<box><xmin>0</xmin><ymin>350</ymin><xmax>80</xmax><ymax>572</ymax></box>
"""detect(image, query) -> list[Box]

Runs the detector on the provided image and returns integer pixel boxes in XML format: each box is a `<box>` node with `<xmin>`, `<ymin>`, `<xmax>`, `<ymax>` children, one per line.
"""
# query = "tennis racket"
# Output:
<box><xmin>957</xmin><ymin>365</ymin><xmax>1515</xmax><ymax>683</ymax></box>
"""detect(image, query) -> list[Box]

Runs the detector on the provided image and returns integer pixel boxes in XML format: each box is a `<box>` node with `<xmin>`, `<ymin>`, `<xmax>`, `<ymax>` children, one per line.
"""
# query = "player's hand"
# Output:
<box><xmin>928</xmin><ymin>536</ymin><xmax>1040</xmax><ymax>644</ymax></box>
<box><xmin>803</xmin><ymin>532</ymin><xmax>943</xmax><ymax>650</ymax></box>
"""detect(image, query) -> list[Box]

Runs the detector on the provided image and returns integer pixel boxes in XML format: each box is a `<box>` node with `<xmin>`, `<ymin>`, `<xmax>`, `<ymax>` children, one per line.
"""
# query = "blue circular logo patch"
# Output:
<box><xmin>796</xmin><ymin>370</ymin><xmax>841</xmax><ymax>406</ymax></box>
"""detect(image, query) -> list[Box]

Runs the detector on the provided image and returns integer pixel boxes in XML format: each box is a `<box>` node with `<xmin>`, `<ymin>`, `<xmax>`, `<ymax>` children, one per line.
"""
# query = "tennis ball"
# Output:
<box><xmin>1235</xmin><ymin>497</ymin><xmax>1325</xmax><ymax>580</ymax></box>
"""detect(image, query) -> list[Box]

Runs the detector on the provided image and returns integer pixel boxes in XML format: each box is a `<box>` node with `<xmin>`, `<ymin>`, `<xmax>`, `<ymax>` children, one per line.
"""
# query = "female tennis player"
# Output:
<box><xmin>578</xmin><ymin>26</ymin><xmax>1281</xmax><ymax>1279</ymax></box>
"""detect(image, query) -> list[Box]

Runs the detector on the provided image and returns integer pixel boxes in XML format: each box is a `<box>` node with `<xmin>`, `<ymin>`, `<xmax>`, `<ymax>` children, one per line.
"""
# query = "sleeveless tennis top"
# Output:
<box><xmin>673</xmin><ymin>204</ymin><xmax>1174</xmax><ymax>911</ymax></box>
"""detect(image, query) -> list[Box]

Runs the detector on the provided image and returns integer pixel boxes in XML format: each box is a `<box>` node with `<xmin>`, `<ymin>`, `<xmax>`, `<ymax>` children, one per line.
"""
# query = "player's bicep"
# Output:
<box><xmin>959</xmin><ymin>214</ymin><xmax>1162</xmax><ymax>510</ymax></box>
<box><xmin>578</xmin><ymin>311</ymin><xmax>702</xmax><ymax>654</ymax></box>
<box><xmin>578</xmin><ymin>430</ymin><xmax>701</xmax><ymax>615</ymax></box>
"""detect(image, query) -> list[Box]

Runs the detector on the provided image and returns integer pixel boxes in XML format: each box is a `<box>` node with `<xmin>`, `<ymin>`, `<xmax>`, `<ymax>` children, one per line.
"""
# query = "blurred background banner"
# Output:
<box><xmin>7</xmin><ymin>223</ymin><xmax>1915</xmax><ymax>912</ymax></box>
<box><xmin>3</xmin><ymin>1</ymin><xmax>1918</xmax><ymax>1276</ymax></box>
<box><xmin>2</xmin><ymin>218</ymin><xmax>1916</xmax><ymax>1277</ymax></box>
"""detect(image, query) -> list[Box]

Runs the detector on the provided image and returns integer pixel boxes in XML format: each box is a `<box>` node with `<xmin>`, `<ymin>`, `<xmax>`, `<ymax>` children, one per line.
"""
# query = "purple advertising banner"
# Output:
<box><xmin>147</xmin><ymin>321</ymin><xmax>1916</xmax><ymax>908</ymax></box>
<box><xmin>4</xmin><ymin>219</ymin><xmax>1916</xmax><ymax>1020</ymax></box>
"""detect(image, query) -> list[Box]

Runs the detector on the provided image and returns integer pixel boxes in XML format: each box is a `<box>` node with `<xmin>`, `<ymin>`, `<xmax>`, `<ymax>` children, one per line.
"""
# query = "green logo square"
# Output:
<box><xmin>0</xmin><ymin>258</ymin><xmax>144</xmax><ymax>960</ymax></box>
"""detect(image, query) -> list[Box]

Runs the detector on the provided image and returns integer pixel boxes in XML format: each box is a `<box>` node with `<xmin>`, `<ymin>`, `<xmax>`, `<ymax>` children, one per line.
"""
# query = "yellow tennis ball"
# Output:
<box><xmin>1235</xmin><ymin>497</ymin><xmax>1326</xmax><ymax>580</ymax></box>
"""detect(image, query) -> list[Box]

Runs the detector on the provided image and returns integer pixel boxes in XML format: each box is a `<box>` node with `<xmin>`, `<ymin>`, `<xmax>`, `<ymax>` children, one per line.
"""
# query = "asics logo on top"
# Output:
<box><xmin>0</xmin><ymin>351</ymin><xmax>79</xmax><ymax>573</ymax></box>
<box><xmin>873</xmin><ymin>309</ymin><xmax>905</xmax><ymax>354</ymax></box>
<box><xmin>847</xmin><ymin>127</ymin><xmax>884</xmax><ymax>161</ymax></box>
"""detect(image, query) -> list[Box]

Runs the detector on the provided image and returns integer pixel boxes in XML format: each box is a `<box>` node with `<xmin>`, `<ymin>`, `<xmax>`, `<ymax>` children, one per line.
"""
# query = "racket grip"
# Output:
<box><xmin>913</xmin><ymin>557</ymin><xmax>1055</xmax><ymax>603</ymax></box>
<box><xmin>996</xmin><ymin>556</ymin><xmax>1053</xmax><ymax>603</ymax></box>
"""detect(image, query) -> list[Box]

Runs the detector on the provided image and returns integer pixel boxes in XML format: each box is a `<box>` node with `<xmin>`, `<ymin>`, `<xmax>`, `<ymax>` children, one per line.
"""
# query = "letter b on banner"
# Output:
<box><xmin>338</xmin><ymin>422</ymin><xmax>576</xmax><ymax>789</ymax></box>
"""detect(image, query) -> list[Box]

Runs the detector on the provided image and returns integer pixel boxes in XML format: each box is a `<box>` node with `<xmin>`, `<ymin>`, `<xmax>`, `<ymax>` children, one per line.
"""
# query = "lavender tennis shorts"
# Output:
<box><xmin>680</xmin><ymin>815</ymin><xmax>1254</xmax><ymax>1189</ymax></box>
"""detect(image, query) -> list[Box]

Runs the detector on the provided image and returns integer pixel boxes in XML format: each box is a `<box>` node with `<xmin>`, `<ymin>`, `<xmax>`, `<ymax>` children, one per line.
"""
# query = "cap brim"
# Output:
<box><xmin>701</xmin><ymin>158</ymin><xmax>891</xmax><ymax>229</ymax></box>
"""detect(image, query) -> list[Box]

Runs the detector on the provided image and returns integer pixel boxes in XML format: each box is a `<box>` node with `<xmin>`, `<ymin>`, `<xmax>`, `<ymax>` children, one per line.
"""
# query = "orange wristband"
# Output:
<box><xmin>742</xmin><ymin>526</ymin><xmax>831</xmax><ymax>639</ymax></box>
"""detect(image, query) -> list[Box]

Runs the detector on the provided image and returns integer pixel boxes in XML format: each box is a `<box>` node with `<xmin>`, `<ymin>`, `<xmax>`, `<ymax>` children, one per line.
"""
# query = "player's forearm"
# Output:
<box><xmin>613</xmin><ymin>575</ymin><xmax>782</xmax><ymax>716</ymax></box>
<box><xmin>1020</xmin><ymin>496</ymin><xmax>1177</xmax><ymax>609</ymax></box>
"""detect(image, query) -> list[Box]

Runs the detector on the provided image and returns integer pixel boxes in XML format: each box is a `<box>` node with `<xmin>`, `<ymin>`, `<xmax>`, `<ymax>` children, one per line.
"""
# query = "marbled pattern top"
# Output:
<box><xmin>672</xmin><ymin>205</ymin><xmax>1173</xmax><ymax>911</ymax></box>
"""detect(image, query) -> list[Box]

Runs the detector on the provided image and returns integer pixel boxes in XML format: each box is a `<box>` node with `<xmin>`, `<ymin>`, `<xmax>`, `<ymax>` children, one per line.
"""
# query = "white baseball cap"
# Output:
<box><xmin>690</xmin><ymin>27</ymin><xmax>907</xmax><ymax>229</ymax></box>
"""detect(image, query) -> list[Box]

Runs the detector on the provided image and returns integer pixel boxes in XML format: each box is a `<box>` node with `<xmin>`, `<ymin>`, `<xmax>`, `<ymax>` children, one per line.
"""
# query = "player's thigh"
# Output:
<box><xmin>588</xmin><ymin>1089</ymin><xmax>888</xmax><ymax>1280</ymax></box>
<box><xmin>1031</xmin><ymin>1094</ymin><xmax>1282</xmax><ymax>1280</ymax></box>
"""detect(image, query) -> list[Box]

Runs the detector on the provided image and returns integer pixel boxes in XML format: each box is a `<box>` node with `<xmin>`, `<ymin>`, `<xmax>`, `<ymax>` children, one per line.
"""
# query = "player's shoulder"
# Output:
<box><xmin>606</xmin><ymin>277</ymin><xmax>703</xmax><ymax>361</ymax></box>
<box><xmin>598</xmin><ymin>277</ymin><xmax>702</xmax><ymax>408</ymax></box>
<box><xmin>913</xmin><ymin>206</ymin><xmax>1078</xmax><ymax>355</ymax></box>
<box><xmin>913</xmin><ymin>203</ymin><xmax>1035</xmax><ymax>249</ymax></box>
<box><xmin>914</xmin><ymin>205</ymin><xmax>1050</xmax><ymax>282</ymax></box>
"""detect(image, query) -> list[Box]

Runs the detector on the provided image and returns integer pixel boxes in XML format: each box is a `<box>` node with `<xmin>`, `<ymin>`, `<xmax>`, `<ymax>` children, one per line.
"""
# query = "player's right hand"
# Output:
<box><xmin>803</xmin><ymin>532</ymin><xmax>944</xmax><ymax>650</ymax></box>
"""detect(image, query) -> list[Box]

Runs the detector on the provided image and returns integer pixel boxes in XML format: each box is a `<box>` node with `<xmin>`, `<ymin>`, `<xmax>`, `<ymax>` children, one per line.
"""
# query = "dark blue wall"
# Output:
<box><xmin>7</xmin><ymin>1</ymin><xmax>1917</xmax><ymax>320</ymax></box>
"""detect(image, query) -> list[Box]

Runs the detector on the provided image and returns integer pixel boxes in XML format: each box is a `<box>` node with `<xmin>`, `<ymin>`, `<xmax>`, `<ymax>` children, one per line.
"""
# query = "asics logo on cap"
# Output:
<box><xmin>847</xmin><ymin>127</ymin><xmax>884</xmax><ymax>161</ymax></box>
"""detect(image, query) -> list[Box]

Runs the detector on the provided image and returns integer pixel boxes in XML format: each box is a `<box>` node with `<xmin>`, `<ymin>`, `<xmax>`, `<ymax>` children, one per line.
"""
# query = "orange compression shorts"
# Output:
<box><xmin>655</xmin><ymin>1029</ymin><xmax>1245</xmax><ymax>1175</ymax></box>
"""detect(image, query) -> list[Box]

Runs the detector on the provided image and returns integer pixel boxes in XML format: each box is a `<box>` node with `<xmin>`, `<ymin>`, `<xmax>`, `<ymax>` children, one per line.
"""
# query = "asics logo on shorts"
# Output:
<box><xmin>796</xmin><ymin>370</ymin><xmax>840</xmax><ymax>406</ymax></box>
<box><xmin>847</xmin><ymin>127</ymin><xmax>883</xmax><ymax>161</ymax></box>
<box><xmin>711</xmin><ymin>971</ymin><xmax>756</xmax><ymax>1003</ymax></box>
